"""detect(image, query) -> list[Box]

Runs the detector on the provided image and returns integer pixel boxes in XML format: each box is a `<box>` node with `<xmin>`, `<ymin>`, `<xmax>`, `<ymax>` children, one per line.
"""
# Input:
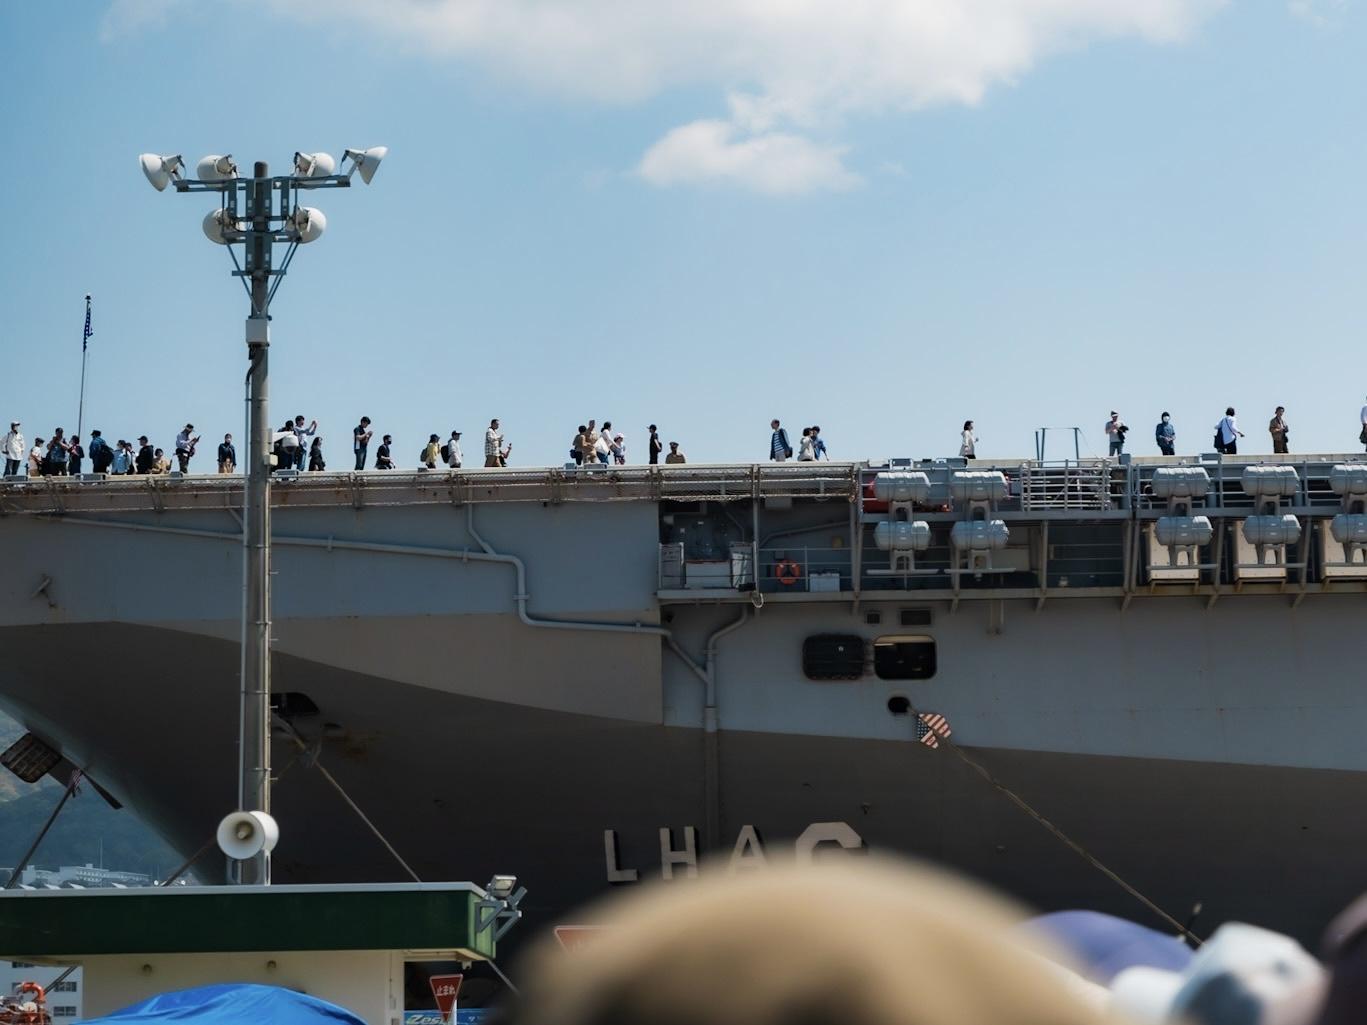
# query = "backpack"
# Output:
<box><xmin>440</xmin><ymin>443</ymin><xmax>450</xmax><ymax>464</ymax></box>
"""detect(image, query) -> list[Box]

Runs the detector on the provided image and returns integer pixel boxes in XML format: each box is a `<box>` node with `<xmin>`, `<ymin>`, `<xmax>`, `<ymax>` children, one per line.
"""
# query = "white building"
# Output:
<box><xmin>1</xmin><ymin>961</ymin><xmax>81</xmax><ymax>1020</ymax></box>
<box><xmin>18</xmin><ymin>864</ymin><xmax>151</xmax><ymax>889</ymax></box>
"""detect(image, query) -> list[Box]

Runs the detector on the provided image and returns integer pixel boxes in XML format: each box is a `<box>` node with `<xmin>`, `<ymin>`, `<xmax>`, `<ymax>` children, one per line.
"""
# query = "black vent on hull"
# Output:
<box><xmin>802</xmin><ymin>634</ymin><xmax>866</xmax><ymax>681</ymax></box>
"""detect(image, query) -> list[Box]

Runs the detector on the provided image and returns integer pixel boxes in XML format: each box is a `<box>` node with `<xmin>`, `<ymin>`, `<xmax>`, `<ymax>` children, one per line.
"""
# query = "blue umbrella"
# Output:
<box><xmin>78</xmin><ymin>983</ymin><xmax>367</xmax><ymax>1025</ymax></box>
<box><xmin>1022</xmin><ymin>910</ymin><xmax>1194</xmax><ymax>985</ymax></box>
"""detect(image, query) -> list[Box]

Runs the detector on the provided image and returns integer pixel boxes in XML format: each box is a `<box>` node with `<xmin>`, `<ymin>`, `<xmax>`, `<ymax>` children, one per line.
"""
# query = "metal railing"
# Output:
<box><xmin>1016</xmin><ymin>460</ymin><xmax>1113</xmax><ymax>511</ymax></box>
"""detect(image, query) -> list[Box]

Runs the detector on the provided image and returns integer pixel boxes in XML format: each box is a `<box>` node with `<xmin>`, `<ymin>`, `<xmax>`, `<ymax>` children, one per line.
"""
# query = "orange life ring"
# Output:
<box><xmin>775</xmin><ymin>559</ymin><xmax>802</xmax><ymax>586</ymax></box>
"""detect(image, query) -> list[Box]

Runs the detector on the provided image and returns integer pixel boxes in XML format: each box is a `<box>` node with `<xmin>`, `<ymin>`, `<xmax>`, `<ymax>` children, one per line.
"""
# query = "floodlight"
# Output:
<box><xmin>486</xmin><ymin>874</ymin><xmax>518</xmax><ymax>899</ymax></box>
<box><xmin>343</xmin><ymin>146</ymin><xmax>388</xmax><ymax>184</ymax></box>
<box><xmin>290</xmin><ymin>206</ymin><xmax>327</xmax><ymax>244</ymax></box>
<box><xmin>139</xmin><ymin>153</ymin><xmax>184</xmax><ymax>192</ymax></box>
<box><xmin>202</xmin><ymin>209</ymin><xmax>233</xmax><ymax>245</ymax></box>
<box><xmin>195</xmin><ymin>154</ymin><xmax>238</xmax><ymax>182</ymax></box>
<box><xmin>293</xmin><ymin>151</ymin><xmax>336</xmax><ymax>178</ymax></box>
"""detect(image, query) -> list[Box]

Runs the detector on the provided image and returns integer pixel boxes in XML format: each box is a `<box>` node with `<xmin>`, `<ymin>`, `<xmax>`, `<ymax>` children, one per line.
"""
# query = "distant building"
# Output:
<box><xmin>16</xmin><ymin>864</ymin><xmax>152</xmax><ymax>888</ymax></box>
<box><xmin>2</xmin><ymin>961</ymin><xmax>82</xmax><ymax>1019</ymax></box>
<box><xmin>0</xmin><ymin>863</ymin><xmax>161</xmax><ymax>1020</ymax></box>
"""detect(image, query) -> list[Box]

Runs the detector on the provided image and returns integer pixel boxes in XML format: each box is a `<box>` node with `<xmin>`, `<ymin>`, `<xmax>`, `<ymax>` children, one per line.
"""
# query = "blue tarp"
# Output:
<box><xmin>78</xmin><ymin>984</ymin><xmax>368</xmax><ymax>1025</ymax></box>
<box><xmin>1023</xmin><ymin>910</ymin><xmax>1195</xmax><ymax>984</ymax></box>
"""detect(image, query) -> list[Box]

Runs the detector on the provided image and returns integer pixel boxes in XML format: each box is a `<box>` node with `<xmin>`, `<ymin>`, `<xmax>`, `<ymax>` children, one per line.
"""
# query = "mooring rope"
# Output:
<box><xmin>916</xmin><ymin>710</ymin><xmax>1203</xmax><ymax>947</ymax></box>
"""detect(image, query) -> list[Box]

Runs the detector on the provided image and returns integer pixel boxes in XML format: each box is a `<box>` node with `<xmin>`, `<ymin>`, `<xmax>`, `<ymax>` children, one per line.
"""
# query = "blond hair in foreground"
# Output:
<box><xmin>505</xmin><ymin>856</ymin><xmax>1122</xmax><ymax>1025</ymax></box>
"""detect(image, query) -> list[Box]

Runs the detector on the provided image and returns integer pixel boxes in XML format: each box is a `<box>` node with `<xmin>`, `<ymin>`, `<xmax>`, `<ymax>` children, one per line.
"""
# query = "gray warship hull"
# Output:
<box><xmin>0</xmin><ymin>457</ymin><xmax>1364</xmax><ymax>941</ymax></box>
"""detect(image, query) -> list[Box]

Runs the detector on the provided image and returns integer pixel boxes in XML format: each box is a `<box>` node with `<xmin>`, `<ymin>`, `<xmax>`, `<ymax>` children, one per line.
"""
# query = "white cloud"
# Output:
<box><xmin>100</xmin><ymin>0</ymin><xmax>183</xmax><ymax>42</ymax></box>
<box><xmin>119</xmin><ymin>0</ymin><xmax>1232</xmax><ymax>192</ymax></box>
<box><xmin>638</xmin><ymin>119</ymin><xmax>860</xmax><ymax>195</ymax></box>
<box><xmin>1288</xmin><ymin>0</ymin><xmax>1348</xmax><ymax>24</ymax></box>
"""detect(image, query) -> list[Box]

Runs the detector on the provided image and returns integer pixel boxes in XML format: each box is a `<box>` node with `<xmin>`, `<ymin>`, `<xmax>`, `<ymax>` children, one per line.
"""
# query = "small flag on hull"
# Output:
<box><xmin>915</xmin><ymin>712</ymin><xmax>952</xmax><ymax>748</ymax></box>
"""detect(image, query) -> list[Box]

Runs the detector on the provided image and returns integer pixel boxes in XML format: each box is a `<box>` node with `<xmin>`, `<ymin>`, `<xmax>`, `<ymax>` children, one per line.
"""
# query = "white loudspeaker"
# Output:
<box><xmin>195</xmin><ymin>154</ymin><xmax>238</xmax><ymax>182</ymax></box>
<box><xmin>292</xmin><ymin>207</ymin><xmax>327</xmax><ymax>244</ymax></box>
<box><xmin>345</xmin><ymin>146</ymin><xmax>388</xmax><ymax>185</ymax></box>
<box><xmin>202</xmin><ymin>209</ymin><xmax>231</xmax><ymax>245</ymax></box>
<box><xmin>216</xmin><ymin>810</ymin><xmax>280</xmax><ymax>860</ymax></box>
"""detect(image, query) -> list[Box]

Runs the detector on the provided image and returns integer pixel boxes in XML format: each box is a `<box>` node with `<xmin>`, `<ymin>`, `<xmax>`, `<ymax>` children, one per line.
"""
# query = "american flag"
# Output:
<box><xmin>915</xmin><ymin>712</ymin><xmax>952</xmax><ymax>749</ymax></box>
<box><xmin>68</xmin><ymin>768</ymin><xmax>84</xmax><ymax>795</ymax></box>
<box><xmin>82</xmin><ymin>296</ymin><xmax>93</xmax><ymax>353</ymax></box>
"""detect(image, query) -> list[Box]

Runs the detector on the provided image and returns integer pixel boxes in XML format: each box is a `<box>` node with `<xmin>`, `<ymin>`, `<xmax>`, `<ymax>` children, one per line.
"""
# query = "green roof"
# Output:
<box><xmin>0</xmin><ymin>883</ymin><xmax>497</xmax><ymax>960</ymax></box>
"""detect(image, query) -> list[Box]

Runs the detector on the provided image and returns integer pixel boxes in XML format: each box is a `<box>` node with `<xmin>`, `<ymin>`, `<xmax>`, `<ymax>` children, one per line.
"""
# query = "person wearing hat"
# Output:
<box><xmin>2</xmin><ymin>421</ymin><xmax>23</xmax><ymax>477</ymax></box>
<box><xmin>88</xmin><ymin>429</ymin><xmax>112</xmax><ymax>474</ymax></box>
<box><xmin>665</xmin><ymin>441</ymin><xmax>686</xmax><ymax>464</ymax></box>
<box><xmin>135</xmin><ymin>436</ymin><xmax>154</xmax><ymax>475</ymax></box>
<box><xmin>27</xmin><ymin>437</ymin><xmax>46</xmax><ymax>477</ymax></box>
<box><xmin>648</xmin><ymin>425</ymin><xmax>662</xmax><ymax>465</ymax></box>
<box><xmin>1105</xmin><ymin>411</ymin><xmax>1127</xmax><ymax>456</ymax></box>
<box><xmin>445</xmin><ymin>431</ymin><xmax>463</xmax><ymax>469</ymax></box>
<box><xmin>175</xmin><ymin>423</ymin><xmax>200</xmax><ymax>473</ymax></box>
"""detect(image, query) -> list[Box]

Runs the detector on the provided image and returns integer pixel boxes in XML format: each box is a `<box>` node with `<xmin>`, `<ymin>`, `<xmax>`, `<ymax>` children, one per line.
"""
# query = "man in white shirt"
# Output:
<box><xmin>292</xmin><ymin>415</ymin><xmax>318</xmax><ymax>470</ymax></box>
<box><xmin>446</xmin><ymin>431</ymin><xmax>463</xmax><ymax>469</ymax></box>
<box><xmin>2</xmin><ymin>422</ymin><xmax>23</xmax><ymax>477</ymax></box>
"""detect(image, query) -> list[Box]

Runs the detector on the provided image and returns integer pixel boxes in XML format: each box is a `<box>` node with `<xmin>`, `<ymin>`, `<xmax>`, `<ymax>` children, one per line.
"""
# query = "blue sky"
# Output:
<box><xmin>1</xmin><ymin>0</ymin><xmax>1364</xmax><ymax>465</ymax></box>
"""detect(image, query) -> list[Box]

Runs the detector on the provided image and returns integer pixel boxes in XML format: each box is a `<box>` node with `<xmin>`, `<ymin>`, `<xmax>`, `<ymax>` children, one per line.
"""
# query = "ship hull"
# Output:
<box><xmin>0</xmin><ymin>620</ymin><xmax>1361</xmax><ymax>944</ymax></box>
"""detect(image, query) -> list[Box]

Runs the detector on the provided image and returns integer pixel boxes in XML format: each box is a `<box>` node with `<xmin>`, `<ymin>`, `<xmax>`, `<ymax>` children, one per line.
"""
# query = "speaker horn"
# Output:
<box><xmin>216</xmin><ymin>810</ymin><xmax>280</xmax><ymax>860</ymax></box>
<box><xmin>344</xmin><ymin>146</ymin><xmax>388</xmax><ymax>185</ymax></box>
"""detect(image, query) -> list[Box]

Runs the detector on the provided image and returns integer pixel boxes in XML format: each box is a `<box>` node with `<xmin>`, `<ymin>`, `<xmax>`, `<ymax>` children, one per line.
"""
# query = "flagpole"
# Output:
<box><xmin>77</xmin><ymin>295</ymin><xmax>92</xmax><ymax>438</ymax></box>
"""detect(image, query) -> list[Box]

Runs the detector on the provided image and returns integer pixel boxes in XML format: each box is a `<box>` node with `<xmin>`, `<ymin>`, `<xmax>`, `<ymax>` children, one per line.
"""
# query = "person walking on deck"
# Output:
<box><xmin>811</xmin><ymin>426</ymin><xmax>828</xmax><ymax>460</ymax></box>
<box><xmin>648</xmin><ymin>425</ymin><xmax>662</xmax><ymax>465</ymax></box>
<box><xmin>960</xmin><ymin>421</ymin><xmax>977</xmax><ymax>460</ymax></box>
<box><xmin>770</xmin><ymin>420</ymin><xmax>792</xmax><ymax>462</ymax></box>
<box><xmin>1216</xmin><ymin>407</ymin><xmax>1244</xmax><ymax>455</ymax></box>
<box><xmin>375</xmin><ymin>434</ymin><xmax>395</xmax><ymax>470</ymax></box>
<box><xmin>444</xmin><ymin>431</ymin><xmax>463</xmax><ymax>469</ymax></box>
<box><xmin>308</xmin><ymin>437</ymin><xmax>326</xmax><ymax>472</ymax></box>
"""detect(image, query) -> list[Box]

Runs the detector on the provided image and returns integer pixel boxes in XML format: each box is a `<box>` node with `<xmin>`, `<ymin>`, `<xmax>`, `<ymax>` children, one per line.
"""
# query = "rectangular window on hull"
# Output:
<box><xmin>802</xmin><ymin>634</ymin><xmax>866</xmax><ymax>681</ymax></box>
<box><xmin>874</xmin><ymin>636</ymin><xmax>936</xmax><ymax>680</ymax></box>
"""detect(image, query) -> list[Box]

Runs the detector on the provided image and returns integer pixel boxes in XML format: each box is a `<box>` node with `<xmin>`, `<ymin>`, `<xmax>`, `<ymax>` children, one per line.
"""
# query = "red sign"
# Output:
<box><xmin>429</xmin><ymin>974</ymin><xmax>463</xmax><ymax>1018</ymax></box>
<box><xmin>553</xmin><ymin>925</ymin><xmax>609</xmax><ymax>952</ymax></box>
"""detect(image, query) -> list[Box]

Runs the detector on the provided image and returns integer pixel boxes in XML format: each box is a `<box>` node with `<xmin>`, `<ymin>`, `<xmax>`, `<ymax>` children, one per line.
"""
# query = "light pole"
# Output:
<box><xmin>140</xmin><ymin>147</ymin><xmax>387</xmax><ymax>884</ymax></box>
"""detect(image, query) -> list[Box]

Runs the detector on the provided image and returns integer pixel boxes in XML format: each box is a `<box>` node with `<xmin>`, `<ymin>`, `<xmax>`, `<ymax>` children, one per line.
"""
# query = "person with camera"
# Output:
<box><xmin>1104</xmin><ymin>411</ymin><xmax>1128</xmax><ymax>456</ymax></box>
<box><xmin>1269</xmin><ymin>406</ymin><xmax>1289</xmax><ymax>454</ymax></box>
